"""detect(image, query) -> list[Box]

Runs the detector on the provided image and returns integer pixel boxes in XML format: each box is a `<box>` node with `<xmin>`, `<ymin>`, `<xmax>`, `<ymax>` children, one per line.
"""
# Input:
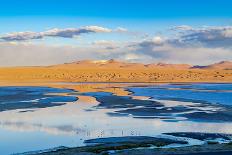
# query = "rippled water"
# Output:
<box><xmin>130</xmin><ymin>83</ymin><xmax>232</xmax><ymax>105</ymax></box>
<box><xmin>0</xmin><ymin>83</ymin><xmax>232</xmax><ymax>154</ymax></box>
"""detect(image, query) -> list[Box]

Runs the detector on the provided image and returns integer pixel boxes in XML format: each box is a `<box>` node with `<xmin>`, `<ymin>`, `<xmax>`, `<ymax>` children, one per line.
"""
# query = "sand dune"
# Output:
<box><xmin>146</xmin><ymin>63</ymin><xmax>192</xmax><ymax>69</ymax></box>
<box><xmin>55</xmin><ymin>59</ymin><xmax>232</xmax><ymax>70</ymax></box>
<box><xmin>0</xmin><ymin>60</ymin><xmax>231</xmax><ymax>83</ymax></box>
<box><xmin>192</xmin><ymin>61</ymin><xmax>232</xmax><ymax>70</ymax></box>
<box><xmin>56</xmin><ymin>59</ymin><xmax>148</xmax><ymax>69</ymax></box>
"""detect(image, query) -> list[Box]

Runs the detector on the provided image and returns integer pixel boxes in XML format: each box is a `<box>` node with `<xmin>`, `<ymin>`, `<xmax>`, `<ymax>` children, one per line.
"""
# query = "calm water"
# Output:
<box><xmin>0</xmin><ymin>83</ymin><xmax>232</xmax><ymax>154</ymax></box>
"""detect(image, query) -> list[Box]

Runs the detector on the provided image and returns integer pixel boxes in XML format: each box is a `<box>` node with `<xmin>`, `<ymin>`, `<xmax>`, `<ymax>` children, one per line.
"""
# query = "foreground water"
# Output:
<box><xmin>0</xmin><ymin>83</ymin><xmax>232</xmax><ymax>154</ymax></box>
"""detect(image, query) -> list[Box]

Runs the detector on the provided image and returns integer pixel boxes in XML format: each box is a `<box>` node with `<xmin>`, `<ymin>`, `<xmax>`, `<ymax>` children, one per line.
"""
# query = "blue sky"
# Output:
<box><xmin>0</xmin><ymin>0</ymin><xmax>232</xmax><ymax>33</ymax></box>
<box><xmin>0</xmin><ymin>0</ymin><xmax>232</xmax><ymax>31</ymax></box>
<box><xmin>0</xmin><ymin>0</ymin><xmax>232</xmax><ymax>66</ymax></box>
<box><xmin>1</xmin><ymin>0</ymin><xmax>232</xmax><ymax>18</ymax></box>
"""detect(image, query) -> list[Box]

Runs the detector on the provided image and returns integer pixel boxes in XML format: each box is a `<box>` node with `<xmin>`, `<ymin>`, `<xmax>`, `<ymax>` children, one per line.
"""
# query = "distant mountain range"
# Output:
<box><xmin>191</xmin><ymin>61</ymin><xmax>232</xmax><ymax>70</ymax></box>
<box><xmin>55</xmin><ymin>59</ymin><xmax>232</xmax><ymax>70</ymax></box>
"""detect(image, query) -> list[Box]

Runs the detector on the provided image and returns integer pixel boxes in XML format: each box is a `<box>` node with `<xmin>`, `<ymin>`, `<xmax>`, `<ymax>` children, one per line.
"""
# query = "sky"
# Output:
<box><xmin>0</xmin><ymin>0</ymin><xmax>232</xmax><ymax>66</ymax></box>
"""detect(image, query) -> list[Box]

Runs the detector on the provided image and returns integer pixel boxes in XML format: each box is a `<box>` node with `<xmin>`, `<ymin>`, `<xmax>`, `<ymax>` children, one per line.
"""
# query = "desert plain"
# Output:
<box><xmin>0</xmin><ymin>59</ymin><xmax>231</xmax><ymax>84</ymax></box>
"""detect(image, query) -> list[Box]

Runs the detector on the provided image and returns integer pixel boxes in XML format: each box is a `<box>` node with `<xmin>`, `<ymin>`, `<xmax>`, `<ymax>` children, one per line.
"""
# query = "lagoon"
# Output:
<box><xmin>0</xmin><ymin>83</ymin><xmax>232</xmax><ymax>154</ymax></box>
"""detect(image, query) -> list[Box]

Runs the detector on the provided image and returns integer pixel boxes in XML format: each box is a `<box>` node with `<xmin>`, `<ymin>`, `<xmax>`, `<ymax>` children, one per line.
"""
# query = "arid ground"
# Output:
<box><xmin>0</xmin><ymin>60</ymin><xmax>231</xmax><ymax>84</ymax></box>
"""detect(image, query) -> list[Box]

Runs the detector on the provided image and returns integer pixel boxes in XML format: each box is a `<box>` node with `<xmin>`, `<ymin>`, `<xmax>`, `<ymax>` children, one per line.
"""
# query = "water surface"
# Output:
<box><xmin>0</xmin><ymin>83</ymin><xmax>232</xmax><ymax>154</ymax></box>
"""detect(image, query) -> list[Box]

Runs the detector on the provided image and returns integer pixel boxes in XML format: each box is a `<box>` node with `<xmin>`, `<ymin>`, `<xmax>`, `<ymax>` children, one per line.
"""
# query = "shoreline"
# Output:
<box><xmin>29</xmin><ymin>144</ymin><xmax>232</xmax><ymax>155</ymax></box>
<box><xmin>0</xmin><ymin>81</ymin><xmax>232</xmax><ymax>86</ymax></box>
<box><xmin>20</xmin><ymin>133</ymin><xmax>232</xmax><ymax>155</ymax></box>
<box><xmin>1</xmin><ymin>83</ymin><xmax>232</xmax><ymax>154</ymax></box>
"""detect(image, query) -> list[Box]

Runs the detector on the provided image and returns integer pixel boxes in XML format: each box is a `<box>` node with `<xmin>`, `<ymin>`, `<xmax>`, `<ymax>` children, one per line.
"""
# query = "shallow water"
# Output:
<box><xmin>0</xmin><ymin>83</ymin><xmax>232</xmax><ymax>154</ymax></box>
<box><xmin>129</xmin><ymin>83</ymin><xmax>232</xmax><ymax>105</ymax></box>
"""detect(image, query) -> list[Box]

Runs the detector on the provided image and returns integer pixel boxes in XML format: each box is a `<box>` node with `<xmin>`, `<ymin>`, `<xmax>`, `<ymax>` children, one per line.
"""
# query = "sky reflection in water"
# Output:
<box><xmin>0</xmin><ymin>83</ymin><xmax>232</xmax><ymax>154</ymax></box>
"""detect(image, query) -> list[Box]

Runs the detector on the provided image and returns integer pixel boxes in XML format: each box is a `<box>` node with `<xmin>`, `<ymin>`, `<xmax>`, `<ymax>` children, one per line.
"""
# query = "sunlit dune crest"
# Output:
<box><xmin>146</xmin><ymin>63</ymin><xmax>192</xmax><ymax>70</ymax></box>
<box><xmin>55</xmin><ymin>59</ymin><xmax>232</xmax><ymax>70</ymax></box>
<box><xmin>192</xmin><ymin>61</ymin><xmax>232</xmax><ymax>70</ymax></box>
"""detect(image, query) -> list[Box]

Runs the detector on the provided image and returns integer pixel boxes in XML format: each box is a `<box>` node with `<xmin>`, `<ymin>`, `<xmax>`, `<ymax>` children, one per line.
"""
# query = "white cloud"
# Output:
<box><xmin>0</xmin><ymin>25</ymin><xmax>232</xmax><ymax>66</ymax></box>
<box><xmin>125</xmin><ymin>26</ymin><xmax>232</xmax><ymax>64</ymax></box>
<box><xmin>124</xmin><ymin>42</ymin><xmax>232</xmax><ymax>65</ymax></box>
<box><xmin>152</xmin><ymin>36</ymin><xmax>164</xmax><ymax>45</ymax></box>
<box><xmin>92</xmin><ymin>40</ymin><xmax>120</xmax><ymax>50</ymax></box>
<box><xmin>222</xmin><ymin>28</ymin><xmax>232</xmax><ymax>37</ymax></box>
<box><xmin>84</xmin><ymin>26</ymin><xmax>112</xmax><ymax>33</ymax></box>
<box><xmin>0</xmin><ymin>26</ymin><xmax>113</xmax><ymax>41</ymax></box>
<box><xmin>172</xmin><ymin>25</ymin><xmax>193</xmax><ymax>31</ymax></box>
<box><xmin>173</xmin><ymin>26</ymin><xmax>232</xmax><ymax>48</ymax></box>
<box><xmin>0</xmin><ymin>42</ymin><xmax>107</xmax><ymax>66</ymax></box>
<box><xmin>92</xmin><ymin>40</ymin><xmax>115</xmax><ymax>46</ymax></box>
<box><xmin>115</xmin><ymin>27</ymin><xmax>128</xmax><ymax>32</ymax></box>
<box><xmin>1</xmin><ymin>31</ymin><xmax>43</xmax><ymax>41</ymax></box>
